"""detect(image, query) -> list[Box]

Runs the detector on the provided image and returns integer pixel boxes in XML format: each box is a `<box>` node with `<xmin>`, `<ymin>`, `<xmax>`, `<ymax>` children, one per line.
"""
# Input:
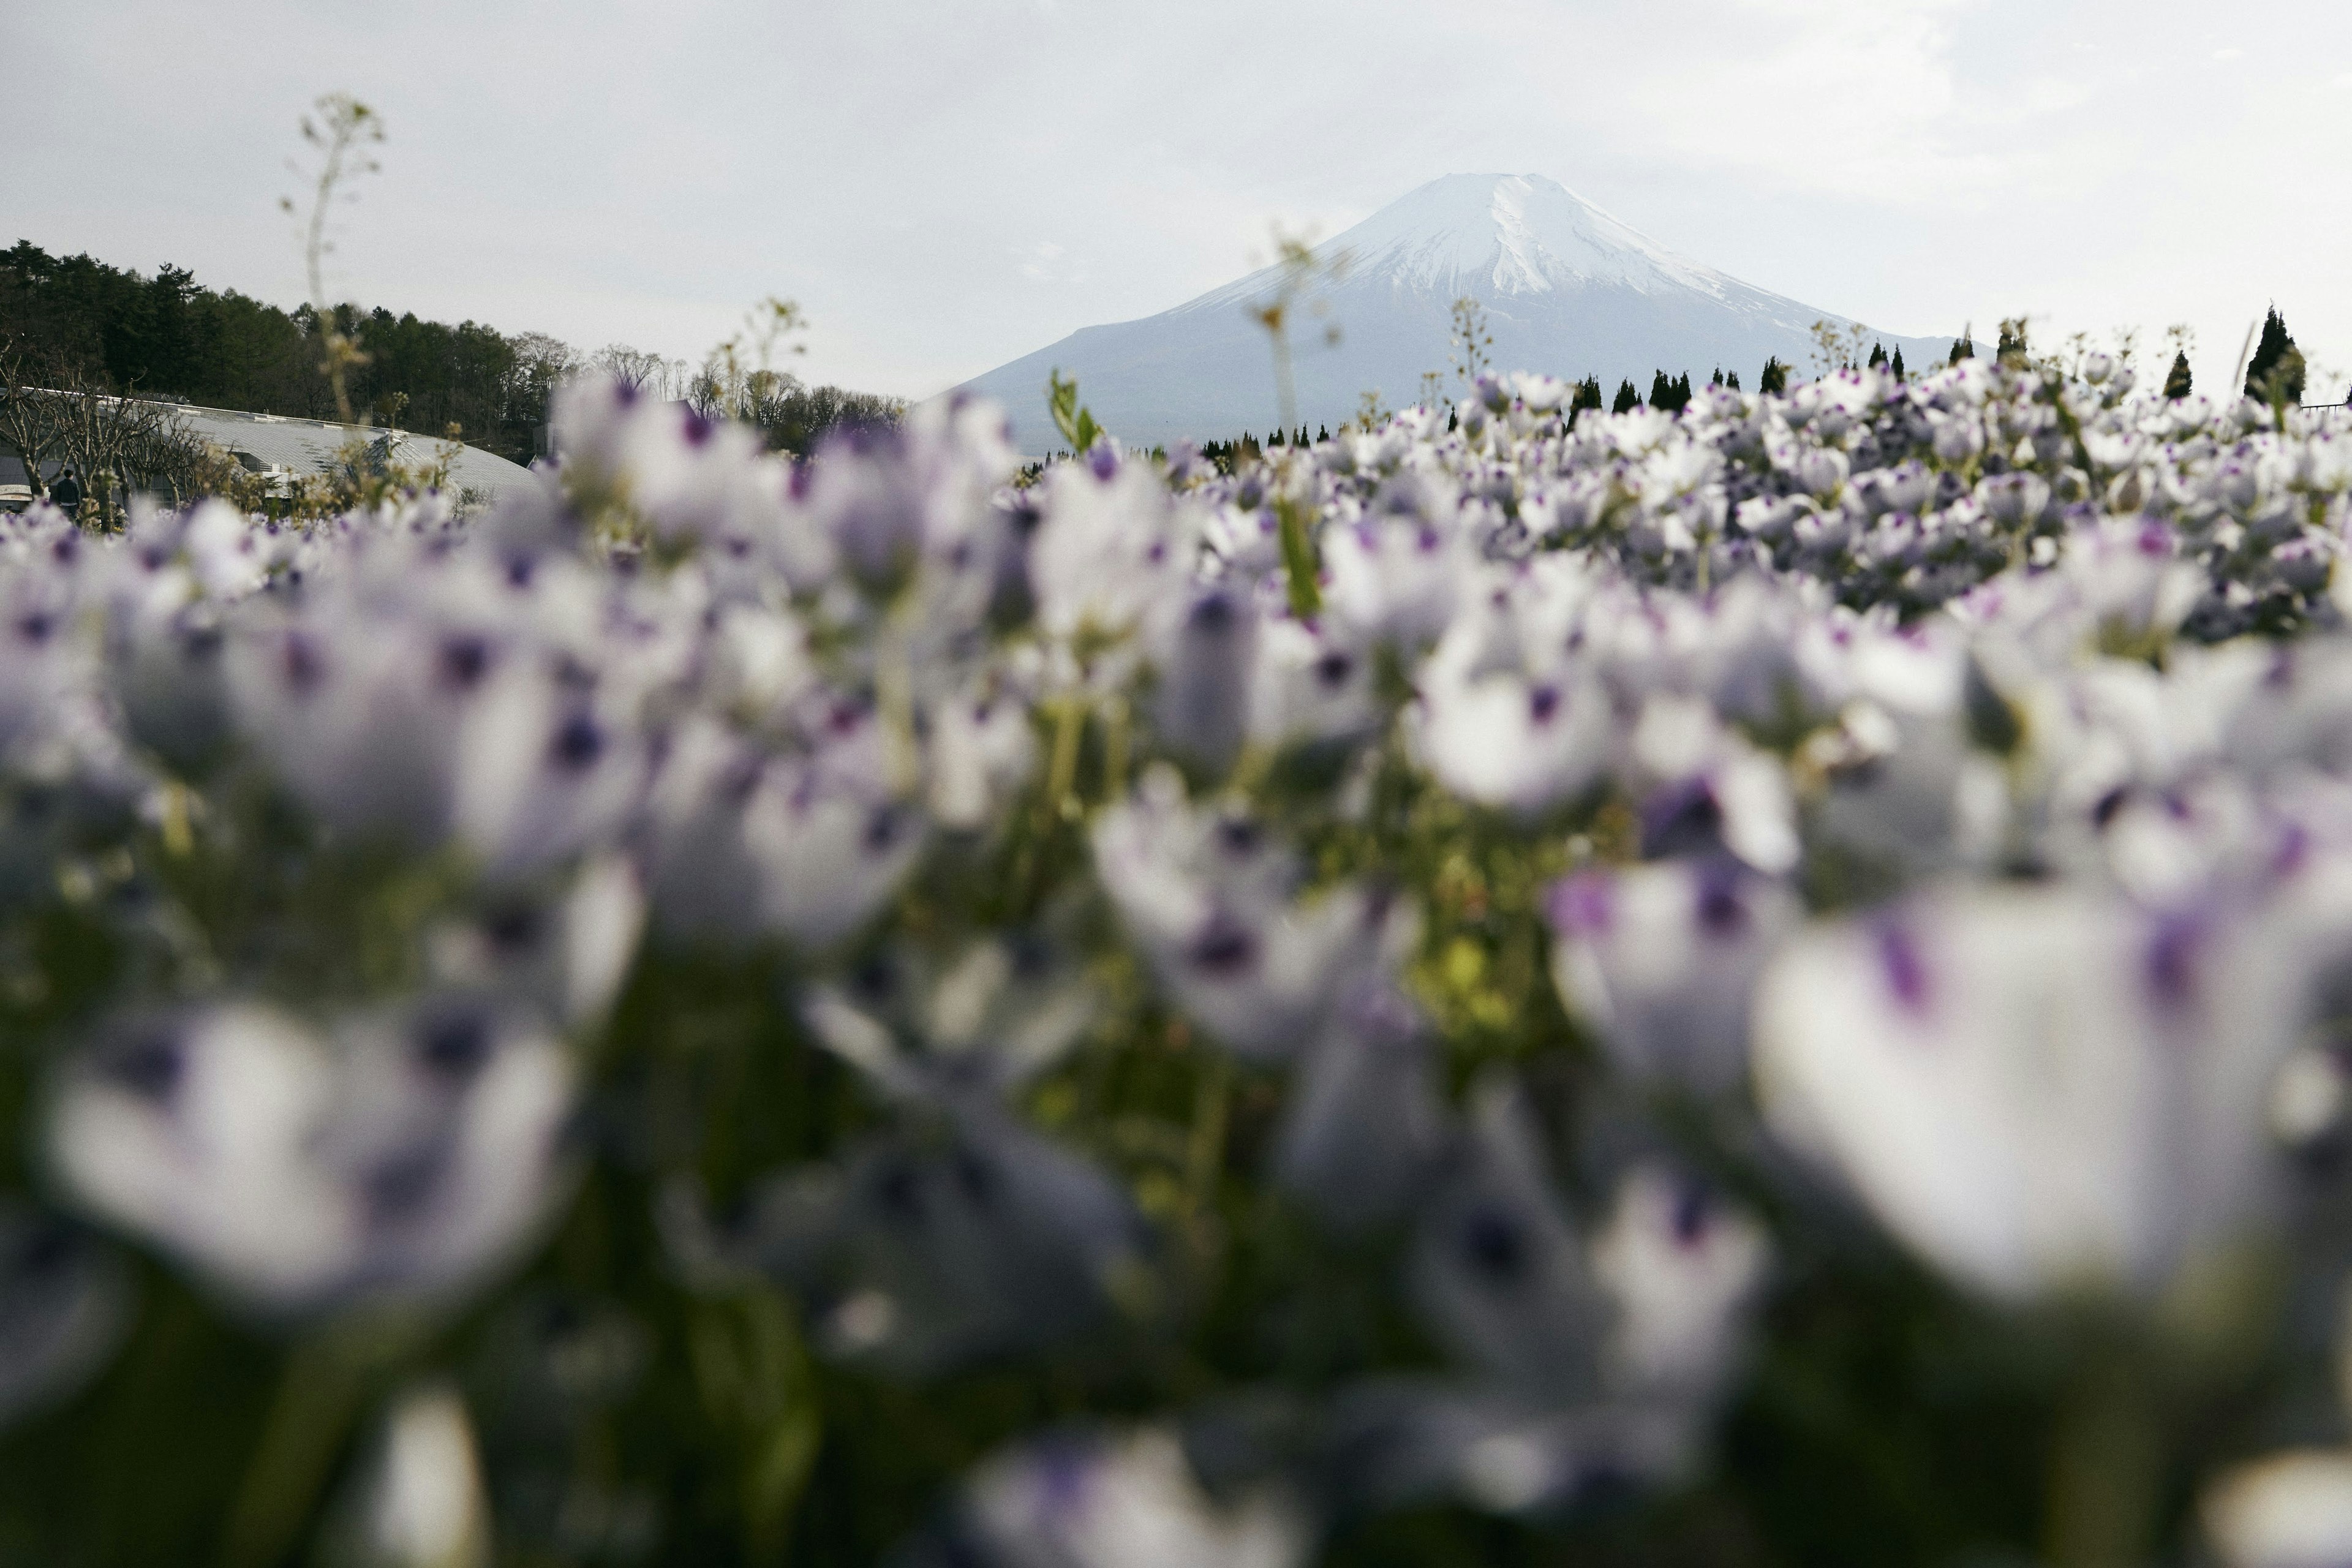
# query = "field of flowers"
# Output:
<box><xmin>3</xmin><ymin>352</ymin><xmax>2352</xmax><ymax>1566</ymax></box>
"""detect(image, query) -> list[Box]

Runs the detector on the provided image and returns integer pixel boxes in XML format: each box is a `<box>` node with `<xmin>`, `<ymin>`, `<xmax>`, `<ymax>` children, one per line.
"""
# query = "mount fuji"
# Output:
<box><xmin>957</xmin><ymin>172</ymin><xmax>1952</xmax><ymax>451</ymax></box>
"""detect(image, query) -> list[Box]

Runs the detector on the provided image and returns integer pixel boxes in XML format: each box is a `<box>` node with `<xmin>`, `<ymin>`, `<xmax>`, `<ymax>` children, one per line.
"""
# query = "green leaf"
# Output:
<box><xmin>1047</xmin><ymin>368</ymin><xmax>1107</xmax><ymax>453</ymax></box>
<box><xmin>1275</xmin><ymin>494</ymin><xmax>1321</xmax><ymax>619</ymax></box>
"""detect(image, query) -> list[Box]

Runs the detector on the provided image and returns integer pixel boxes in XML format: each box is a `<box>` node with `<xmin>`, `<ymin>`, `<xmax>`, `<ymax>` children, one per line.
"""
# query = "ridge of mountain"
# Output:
<box><xmin>956</xmin><ymin>173</ymin><xmax>1951</xmax><ymax>451</ymax></box>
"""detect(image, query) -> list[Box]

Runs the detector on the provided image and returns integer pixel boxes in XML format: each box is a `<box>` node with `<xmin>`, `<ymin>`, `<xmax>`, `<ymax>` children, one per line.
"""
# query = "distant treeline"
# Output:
<box><xmin>0</xmin><ymin>241</ymin><xmax>900</xmax><ymax>464</ymax></box>
<box><xmin>1179</xmin><ymin>341</ymin><xmax>1961</xmax><ymax>467</ymax></box>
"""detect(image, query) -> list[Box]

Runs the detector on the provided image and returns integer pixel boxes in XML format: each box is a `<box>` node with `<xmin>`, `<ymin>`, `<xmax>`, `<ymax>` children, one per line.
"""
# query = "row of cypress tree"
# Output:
<box><xmin>1201</xmin><ymin>310</ymin><xmax>2334</xmax><ymax>459</ymax></box>
<box><xmin>1948</xmin><ymin>309</ymin><xmax>2339</xmax><ymax>407</ymax></box>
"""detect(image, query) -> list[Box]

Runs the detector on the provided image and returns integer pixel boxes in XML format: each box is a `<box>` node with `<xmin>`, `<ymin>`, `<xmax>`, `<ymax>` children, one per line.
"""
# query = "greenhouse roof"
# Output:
<box><xmin>167</xmin><ymin>401</ymin><xmax>537</xmax><ymax>505</ymax></box>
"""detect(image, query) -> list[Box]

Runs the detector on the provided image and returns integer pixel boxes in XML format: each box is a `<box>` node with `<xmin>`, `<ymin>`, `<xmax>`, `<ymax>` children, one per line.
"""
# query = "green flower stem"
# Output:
<box><xmin>2043</xmin><ymin>1349</ymin><xmax>2162</xmax><ymax>1568</ymax></box>
<box><xmin>1275</xmin><ymin>495</ymin><xmax>1321</xmax><ymax>620</ymax></box>
<box><xmin>219</xmin><ymin>1335</ymin><xmax>372</xmax><ymax>1568</ymax></box>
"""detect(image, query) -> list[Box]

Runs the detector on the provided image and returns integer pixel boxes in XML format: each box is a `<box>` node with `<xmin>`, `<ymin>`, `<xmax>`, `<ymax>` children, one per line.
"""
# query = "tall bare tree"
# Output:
<box><xmin>592</xmin><ymin>344</ymin><xmax>679</xmax><ymax>400</ymax></box>
<box><xmin>0</xmin><ymin>335</ymin><xmax>67</xmax><ymax>500</ymax></box>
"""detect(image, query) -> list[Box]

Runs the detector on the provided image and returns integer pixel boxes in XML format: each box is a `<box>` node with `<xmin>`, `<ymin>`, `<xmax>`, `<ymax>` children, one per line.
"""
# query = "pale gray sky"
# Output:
<box><xmin>7</xmin><ymin>1</ymin><xmax>2350</xmax><ymax>401</ymax></box>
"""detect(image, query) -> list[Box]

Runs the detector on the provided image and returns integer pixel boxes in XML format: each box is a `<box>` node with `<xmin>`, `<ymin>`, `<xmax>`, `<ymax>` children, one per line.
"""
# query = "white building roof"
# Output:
<box><xmin>0</xmin><ymin>398</ymin><xmax>537</xmax><ymax>507</ymax></box>
<box><xmin>167</xmin><ymin>401</ymin><xmax>536</xmax><ymax>505</ymax></box>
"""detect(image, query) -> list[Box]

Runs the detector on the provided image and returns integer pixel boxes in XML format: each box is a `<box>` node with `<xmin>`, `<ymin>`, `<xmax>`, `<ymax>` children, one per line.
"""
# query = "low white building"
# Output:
<box><xmin>1</xmin><ymin>398</ymin><xmax>537</xmax><ymax>511</ymax></box>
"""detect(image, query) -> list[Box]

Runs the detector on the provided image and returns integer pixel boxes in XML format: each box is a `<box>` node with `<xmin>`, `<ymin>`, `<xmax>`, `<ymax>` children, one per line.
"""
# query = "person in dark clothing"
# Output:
<box><xmin>48</xmin><ymin>466</ymin><xmax>84</xmax><ymax>513</ymax></box>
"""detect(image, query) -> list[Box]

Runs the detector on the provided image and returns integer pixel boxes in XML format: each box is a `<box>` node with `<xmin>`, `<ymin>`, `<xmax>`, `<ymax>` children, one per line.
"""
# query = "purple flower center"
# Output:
<box><xmin>106</xmin><ymin>1028</ymin><xmax>185</xmax><ymax>1102</ymax></box>
<box><xmin>1548</xmin><ymin>870</ymin><xmax>1614</xmax><ymax>937</ymax></box>
<box><xmin>2144</xmin><ymin>914</ymin><xmax>2201</xmax><ymax>1008</ymax></box>
<box><xmin>549</xmin><ymin>712</ymin><xmax>606</xmax><ymax>772</ymax></box>
<box><xmin>2274</xmin><ymin>823</ymin><xmax>2313</xmax><ymax>878</ymax></box>
<box><xmin>1642</xmin><ymin>779</ymin><xmax>1724</xmax><ymax>860</ymax></box>
<box><xmin>1187</xmin><ymin>592</ymin><xmax>1237</xmax><ymax>633</ymax></box>
<box><xmin>416</xmin><ymin>1009</ymin><xmax>491</xmax><ymax>1078</ymax></box>
<box><xmin>437</xmin><ymin>634</ymin><xmax>490</xmax><ymax>690</ymax></box>
<box><xmin>1671</xmin><ymin>1182</ymin><xmax>1711</xmax><ymax>1245</ymax></box>
<box><xmin>281</xmin><ymin>632</ymin><xmax>325</xmax><ymax>694</ymax></box>
<box><xmin>1875</xmin><ymin>920</ymin><xmax>1932</xmax><ymax>1013</ymax></box>
<box><xmin>1693</xmin><ymin>865</ymin><xmax>1747</xmax><ymax>937</ymax></box>
<box><xmin>863</xmin><ymin>805</ymin><xmax>907</xmax><ymax>853</ymax></box>
<box><xmin>1460</xmin><ymin>1203</ymin><xmax>1527</xmax><ymax>1282</ymax></box>
<box><xmin>363</xmin><ymin>1148</ymin><xmax>444</xmax><ymax>1224</ymax></box>
<box><xmin>1188</xmin><ymin>916</ymin><xmax>1260</xmax><ymax>978</ymax></box>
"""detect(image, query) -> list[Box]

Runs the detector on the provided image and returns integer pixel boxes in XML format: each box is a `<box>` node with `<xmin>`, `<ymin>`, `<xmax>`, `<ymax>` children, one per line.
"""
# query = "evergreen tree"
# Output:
<box><xmin>0</xmin><ymin>238</ymin><xmax>907</xmax><ymax>463</ymax></box>
<box><xmin>1709</xmin><ymin>366</ymin><xmax>1722</xmax><ymax>386</ymax></box>
<box><xmin>1759</xmin><ymin>356</ymin><xmax>1789</xmax><ymax>395</ymax></box>
<box><xmin>1867</xmin><ymin>342</ymin><xmax>1888</xmax><ymax>370</ymax></box>
<box><xmin>2164</xmin><ymin>351</ymin><xmax>2193</xmax><ymax>401</ymax></box>
<box><xmin>1725</xmin><ymin>369</ymin><xmax>1742</xmax><ymax>391</ymax></box>
<box><xmin>1648</xmin><ymin>369</ymin><xmax>1673</xmax><ymax>409</ymax></box>
<box><xmin>1891</xmin><ymin>347</ymin><xmax>1907</xmax><ymax>380</ymax></box>
<box><xmin>1949</xmin><ymin>333</ymin><xmax>1975</xmax><ymax>364</ymax></box>
<box><xmin>2245</xmin><ymin>307</ymin><xmax>2307</xmax><ymax>404</ymax></box>
<box><xmin>1612</xmin><ymin>379</ymin><xmax>1641</xmax><ymax>415</ymax></box>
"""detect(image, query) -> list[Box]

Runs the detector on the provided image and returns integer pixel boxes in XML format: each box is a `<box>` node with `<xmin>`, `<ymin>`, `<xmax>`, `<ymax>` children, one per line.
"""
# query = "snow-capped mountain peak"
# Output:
<box><xmin>960</xmin><ymin>172</ymin><xmax>1948</xmax><ymax>450</ymax></box>
<box><xmin>1328</xmin><ymin>172</ymin><xmax>1727</xmax><ymax>298</ymax></box>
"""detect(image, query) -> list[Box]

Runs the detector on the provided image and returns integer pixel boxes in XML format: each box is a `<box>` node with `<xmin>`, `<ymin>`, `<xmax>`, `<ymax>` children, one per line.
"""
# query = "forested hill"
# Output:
<box><xmin>0</xmin><ymin>240</ymin><xmax>575</xmax><ymax>462</ymax></box>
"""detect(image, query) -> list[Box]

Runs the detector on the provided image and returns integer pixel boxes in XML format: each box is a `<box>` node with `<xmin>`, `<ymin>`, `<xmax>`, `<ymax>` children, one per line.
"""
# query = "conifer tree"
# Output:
<box><xmin>1759</xmin><ymin>356</ymin><xmax>1789</xmax><ymax>395</ymax></box>
<box><xmin>1709</xmin><ymin>366</ymin><xmax>1722</xmax><ymax>386</ymax></box>
<box><xmin>1648</xmin><ymin>369</ymin><xmax>1673</xmax><ymax>409</ymax></box>
<box><xmin>2164</xmin><ymin>352</ymin><xmax>2193</xmax><ymax>401</ymax></box>
<box><xmin>2245</xmin><ymin>307</ymin><xmax>2307</xmax><ymax>404</ymax></box>
<box><xmin>1891</xmin><ymin>347</ymin><xmax>1907</xmax><ymax>380</ymax></box>
<box><xmin>1949</xmin><ymin>333</ymin><xmax>1975</xmax><ymax>364</ymax></box>
<box><xmin>1867</xmin><ymin>342</ymin><xmax>1888</xmax><ymax>370</ymax></box>
<box><xmin>1613</xmin><ymin>379</ymin><xmax>1640</xmax><ymax>415</ymax></box>
<box><xmin>1725</xmin><ymin>369</ymin><xmax>1742</xmax><ymax>391</ymax></box>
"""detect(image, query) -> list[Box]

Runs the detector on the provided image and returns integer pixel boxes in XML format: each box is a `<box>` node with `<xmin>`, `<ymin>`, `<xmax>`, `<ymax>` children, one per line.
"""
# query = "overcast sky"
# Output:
<box><xmin>8</xmin><ymin>0</ymin><xmax>2350</xmax><ymax>401</ymax></box>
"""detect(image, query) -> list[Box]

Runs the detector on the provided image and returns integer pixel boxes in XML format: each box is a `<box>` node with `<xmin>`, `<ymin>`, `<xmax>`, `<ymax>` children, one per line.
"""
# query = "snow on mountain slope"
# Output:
<box><xmin>957</xmin><ymin>173</ymin><xmax>1953</xmax><ymax>451</ymax></box>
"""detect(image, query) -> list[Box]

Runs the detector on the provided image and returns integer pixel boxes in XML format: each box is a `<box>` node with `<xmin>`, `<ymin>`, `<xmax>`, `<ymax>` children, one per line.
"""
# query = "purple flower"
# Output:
<box><xmin>1092</xmin><ymin>767</ymin><xmax>1415</xmax><ymax>1061</ymax></box>
<box><xmin>50</xmin><ymin>998</ymin><xmax>576</xmax><ymax>1315</ymax></box>
<box><xmin>1546</xmin><ymin>861</ymin><xmax>1798</xmax><ymax>1095</ymax></box>
<box><xmin>1754</xmin><ymin>883</ymin><xmax>2321</xmax><ymax>1302</ymax></box>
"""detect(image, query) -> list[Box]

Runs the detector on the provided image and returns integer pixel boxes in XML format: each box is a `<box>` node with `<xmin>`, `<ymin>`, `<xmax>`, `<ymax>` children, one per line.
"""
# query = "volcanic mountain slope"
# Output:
<box><xmin>957</xmin><ymin>172</ymin><xmax>1952</xmax><ymax>450</ymax></box>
